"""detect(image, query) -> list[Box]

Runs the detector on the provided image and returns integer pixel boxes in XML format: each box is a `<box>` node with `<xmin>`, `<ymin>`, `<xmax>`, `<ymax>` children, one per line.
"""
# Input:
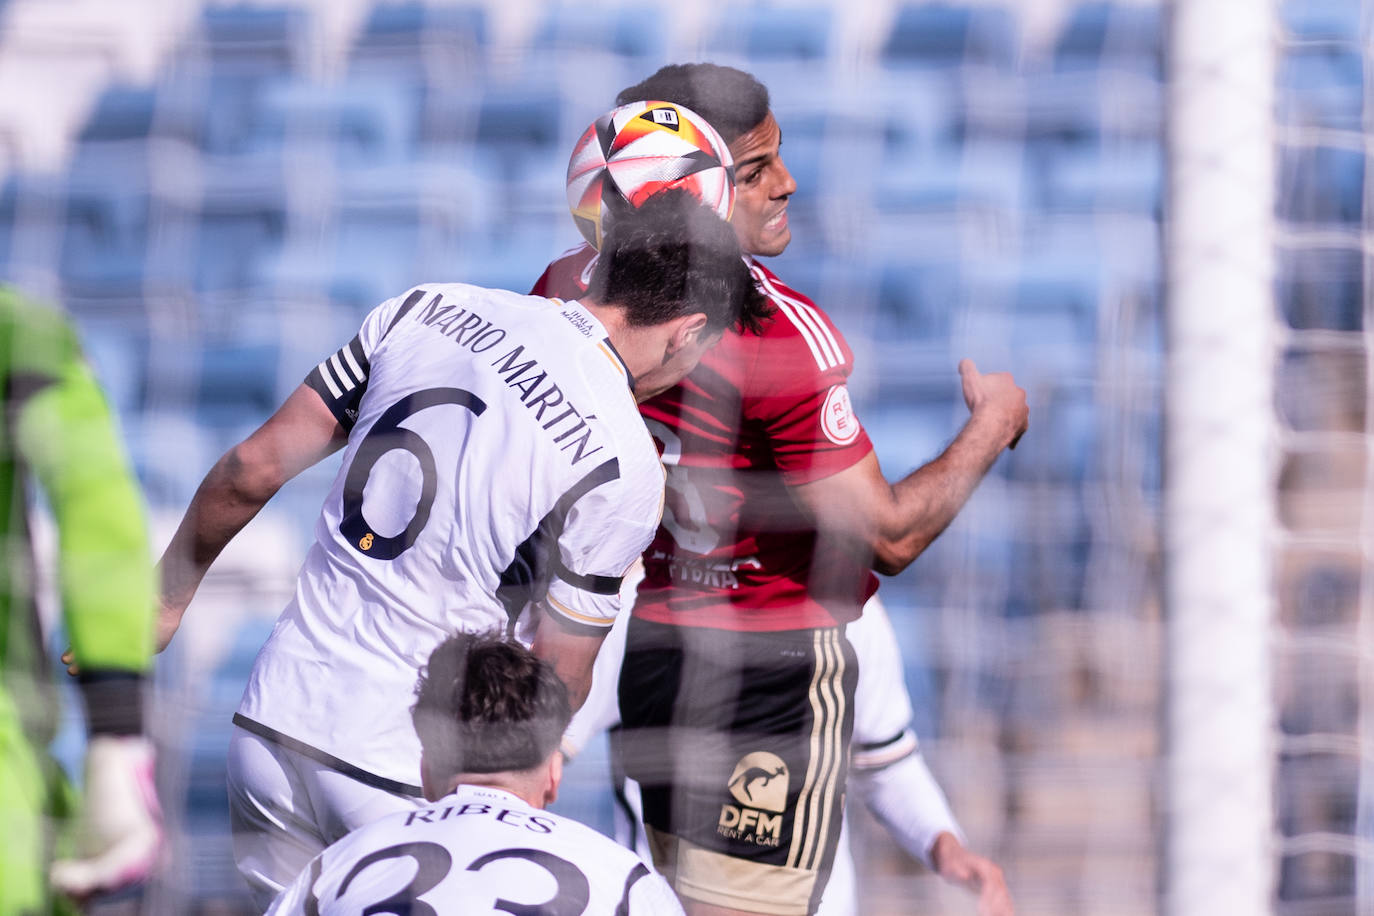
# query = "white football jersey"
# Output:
<box><xmin>237</xmin><ymin>284</ymin><xmax>665</xmax><ymax>790</ymax></box>
<box><xmin>266</xmin><ymin>784</ymin><xmax>684</xmax><ymax>916</ymax></box>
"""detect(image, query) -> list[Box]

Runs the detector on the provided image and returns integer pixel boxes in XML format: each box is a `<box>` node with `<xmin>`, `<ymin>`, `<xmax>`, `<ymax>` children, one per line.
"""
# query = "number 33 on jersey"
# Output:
<box><xmin>266</xmin><ymin>785</ymin><xmax>683</xmax><ymax>915</ymax></box>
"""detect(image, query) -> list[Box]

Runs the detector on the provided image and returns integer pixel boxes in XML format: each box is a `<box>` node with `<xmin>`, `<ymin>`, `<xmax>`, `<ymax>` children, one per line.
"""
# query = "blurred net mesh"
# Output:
<box><xmin>0</xmin><ymin>0</ymin><xmax>1367</xmax><ymax>913</ymax></box>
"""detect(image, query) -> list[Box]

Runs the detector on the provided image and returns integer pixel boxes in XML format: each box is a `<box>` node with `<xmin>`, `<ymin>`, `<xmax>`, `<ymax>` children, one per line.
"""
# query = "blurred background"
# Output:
<box><xmin>2</xmin><ymin>0</ymin><xmax>1367</xmax><ymax>912</ymax></box>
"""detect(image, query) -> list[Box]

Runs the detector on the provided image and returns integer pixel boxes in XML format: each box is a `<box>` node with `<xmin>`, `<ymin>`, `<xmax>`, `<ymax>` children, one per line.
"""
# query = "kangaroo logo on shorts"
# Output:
<box><xmin>727</xmin><ymin>752</ymin><xmax>789</xmax><ymax>812</ymax></box>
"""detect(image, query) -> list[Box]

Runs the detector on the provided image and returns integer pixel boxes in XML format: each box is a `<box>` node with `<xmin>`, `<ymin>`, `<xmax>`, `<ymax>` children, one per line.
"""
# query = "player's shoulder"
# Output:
<box><xmin>533</xmin><ymin>243</ymin><xmax>598</xmax><ymax>298</ymax></box>
<box><xmin>741</xmin><ymin>260</ymin><xmax>854</xmax><ymax>379</ymax></box>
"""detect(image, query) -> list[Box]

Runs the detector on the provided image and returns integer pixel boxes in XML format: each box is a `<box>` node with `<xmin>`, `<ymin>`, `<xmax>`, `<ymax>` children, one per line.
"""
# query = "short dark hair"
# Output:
<box><xmin>587</xmin><ymin>188</ymin><xmax>771</xmax><ymax>336</ymax></box>
<box><xmin>616</xmin><ymin>63</ymin><xmax>771</xmax><ymax>146</ymax></box>
<box><xmin>412</xmin><ymin>631</ymin><xmax>571</xmax><ymax>776</ymax></box>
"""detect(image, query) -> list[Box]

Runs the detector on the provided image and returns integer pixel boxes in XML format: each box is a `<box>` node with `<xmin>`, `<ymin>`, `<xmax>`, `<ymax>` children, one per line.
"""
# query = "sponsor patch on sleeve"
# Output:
<box><xmin>821</xmin><ymin>385</ymin><xmax>861</xmax><ymax>446</ymax></box>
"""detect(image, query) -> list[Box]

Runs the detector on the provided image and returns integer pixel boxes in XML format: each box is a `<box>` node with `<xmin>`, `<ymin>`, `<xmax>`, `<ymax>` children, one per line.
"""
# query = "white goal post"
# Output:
<box><xmin>1165</xmin><ymin>0</ymin><xmax>1278</xmax><ymax>913</ymax></box>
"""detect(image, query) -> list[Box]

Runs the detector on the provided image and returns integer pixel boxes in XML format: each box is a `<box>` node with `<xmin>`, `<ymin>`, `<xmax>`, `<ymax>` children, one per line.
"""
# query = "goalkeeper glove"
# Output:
<box><xmin>50</xmin><ymin>734</ymin><xmax>162</xmax><ymax>900</ymax></box>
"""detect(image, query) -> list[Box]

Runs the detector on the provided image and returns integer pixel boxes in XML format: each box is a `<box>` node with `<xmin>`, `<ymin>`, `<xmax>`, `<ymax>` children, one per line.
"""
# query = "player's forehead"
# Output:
<box><xmin>728</xmin><ymin>112</ymin><xmax>782</xmax><ymax>169</ymax></box>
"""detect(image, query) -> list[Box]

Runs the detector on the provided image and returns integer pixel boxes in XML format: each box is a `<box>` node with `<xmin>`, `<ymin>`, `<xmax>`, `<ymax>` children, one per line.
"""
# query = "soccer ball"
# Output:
<box><xmin>566</xmin><ymin>100</ymin><xmax>735</xmax><ymax>250</ymax></box>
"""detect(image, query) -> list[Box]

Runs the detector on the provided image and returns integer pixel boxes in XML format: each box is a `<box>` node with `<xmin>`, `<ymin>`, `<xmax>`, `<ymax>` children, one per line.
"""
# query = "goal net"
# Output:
<box><xmin>0</xmin><ymin>1</ymin><xmax>1365</xmax><ymax>913</ymax></box>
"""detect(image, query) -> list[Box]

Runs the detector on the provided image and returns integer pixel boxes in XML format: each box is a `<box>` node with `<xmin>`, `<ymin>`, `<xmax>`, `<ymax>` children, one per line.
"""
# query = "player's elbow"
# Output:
<box><xmin>869</xmin><ymin>512</ymin><xmax>943</xmax><ymax>574</ymax></box>
<box><xmin>871</xmin><ymin>538</ymin><xmax>928</xmax><ymax>576</ymax></box>
<box><xmin>218</xmin><ymin>440</ymin><xmax>289</xmax><ymax>504</ymax></box>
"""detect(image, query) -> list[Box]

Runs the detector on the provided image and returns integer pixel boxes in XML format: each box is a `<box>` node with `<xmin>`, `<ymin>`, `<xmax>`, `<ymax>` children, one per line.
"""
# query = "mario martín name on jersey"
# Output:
<box><xmin>412</xmin><ymin>292</ymin><xmax>606</xmax><ymax>467</ymax></box>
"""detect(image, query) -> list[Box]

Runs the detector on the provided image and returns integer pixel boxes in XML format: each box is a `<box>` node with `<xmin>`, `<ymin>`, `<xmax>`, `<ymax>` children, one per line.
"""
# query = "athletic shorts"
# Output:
<box><xmin>617</xmin><ymin>617</ymin><xmax>857</xmax><ymax>916</ymax></box>
<box><xmin>226</xmin><ymin>724</ymin><xmax>424</xmax><ymax>909</ymax></box>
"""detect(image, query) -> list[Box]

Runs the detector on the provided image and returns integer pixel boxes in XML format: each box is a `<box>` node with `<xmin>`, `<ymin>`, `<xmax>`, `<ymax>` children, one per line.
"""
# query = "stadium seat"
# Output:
<box><xmin>881</xmin><ymin>3</ymin><xmax>1018</xmax><ymax>71</ymax></box>
<box><xmin>1278</xmin><ymin>246</ymin><xmax>1363</xmax><ymax>332</ymax></box>
<box><xmin>77</xmin><ymin>86</ymin><xmax>159</xmax><ymax>142</ymax></box>
<box><xmin>58</xmin><ymin>182</ymin><xmax>150</xmax><ymax>293</ymax></box>
<box><xmin>1052</xmin><ymin>3</ymin><xmax>1162</xmax><ymax>77</ymax></box>
<box><xmin>1280</xmin><ymin>0</ymin><xmax>1363</xmax><ymax>43</ymax></box>
<box><xmin>704</xmin><ymin>5</ymin><xmax>834</xmax><ymax>62</ymax></box>
<box><xmin>247</xmin><ymin>78</ymin><xmax>419</xmax><ymax>164</ymax></box>
<box><xmin>1041</xmin><ymin>143</ymin><xmax>1162</xmax><ymax>215</ymax></box>
<box><xmin>195</xmin><ymin>186</ymin><xmax>287</xmax><ymax>295</ymax></box>
<box><xmin>531</xmin><ymin>4</ymin><xmax>664</xmax><ymax>63</ymax></box>
<box><xmin>1278</xmin><ymin>143</ymin><xmax>1365</xmax><ymax>226</ymax></box>
<box><xmin>348</xmin><ymin>3</ymin><xmax>487</xmax><ymax>80</ymax></box>
<box><xmin>1278</xmin><ymin>46</ymin><xmax>1364</xmax><ymax>129</ymax></box>
<box><xmin>876</xmin><ymin>261</ymin><xmax>961</xmax><ymax>338</ymax></box>
<box><xmin>197</xmin><ymin>5</ymin><xmax>311</xmax><ymax>77</ymax></box>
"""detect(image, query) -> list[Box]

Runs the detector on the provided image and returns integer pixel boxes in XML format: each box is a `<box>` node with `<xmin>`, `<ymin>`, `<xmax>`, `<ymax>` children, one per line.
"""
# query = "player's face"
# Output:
<box><xmin>728</xmin><ymin>113</ymin><xmax>797</xmax><ymax>258</ymax></box>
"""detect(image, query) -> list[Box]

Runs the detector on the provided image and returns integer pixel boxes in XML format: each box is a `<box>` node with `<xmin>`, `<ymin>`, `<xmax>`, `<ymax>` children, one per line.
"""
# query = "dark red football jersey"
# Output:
<box><xmin>533</xmin><ymin>243</ymin><xmax>879</xmax><ymax>631</ymax></box>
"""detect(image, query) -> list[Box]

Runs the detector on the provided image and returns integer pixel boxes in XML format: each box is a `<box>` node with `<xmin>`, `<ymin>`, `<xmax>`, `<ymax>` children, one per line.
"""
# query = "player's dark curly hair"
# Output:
<box><xmin>587</xmin><ymin>188</ymin><xmax>771</xmax><ymax>336</ymax></box>
<box><xmin>616</xmin><ymin>63</ymin><xmax>771</xmax><ymax>146</ymax></box>
<box><xmin>411</xmin><ymin>631</ymin><xmax>571</xmax><ymax>776</ymax></box>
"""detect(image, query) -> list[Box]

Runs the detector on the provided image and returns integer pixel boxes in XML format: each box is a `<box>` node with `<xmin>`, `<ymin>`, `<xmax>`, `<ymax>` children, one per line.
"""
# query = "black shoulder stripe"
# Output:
<box><xmin>615</xmin><ymin>862</ymin><xmax>650</xmax><ymax>916</ymax></box>
<box><xmin>304</xmin><ymin>333</ymin><xmax>370</xmax><ymax>430</ymax></box>
<box><xmin>384</xmin><ymin>288</ymin><xmax>429</xmax><ymax>338</ymax></box>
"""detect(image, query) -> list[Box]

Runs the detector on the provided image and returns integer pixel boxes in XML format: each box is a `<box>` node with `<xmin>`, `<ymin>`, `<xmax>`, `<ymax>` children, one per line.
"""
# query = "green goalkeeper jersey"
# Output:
<box><xmin>0</xmin><ymin>287</ymin><xmax>154</xmax><ymax>745</ymax></box>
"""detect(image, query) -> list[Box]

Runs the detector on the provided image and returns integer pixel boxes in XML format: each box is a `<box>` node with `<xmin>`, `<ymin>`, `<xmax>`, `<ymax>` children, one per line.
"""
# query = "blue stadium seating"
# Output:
<box><xmin>1278</xmin><ymin>46</ymin><xmax>1364</xmax><ymax>129</ymax></box>
<box><xmin>1278</xmin><ymin>144</ymin><xmax>1365</xmax><ymax>226</ymax></box>
<box><xmin>1280</xmin><ymin>0</ymin><xmax>1363</xmax><ymax>42</ymax></box>
<box><xmin>532</xmin><ymin>4</ymin><xmax>664</xmax><ymax>63</ymax></box>
<box><xmin>245</xmin><ymin>78</ymin><xmax>419</xmax><ymax>164</ymax></box>
<box><xmin>1278</xmin><ymin>246</ymin><xmax>1364</xmax><ymax>332</ymax></box>
<box><xmin>881</xmin><ymin>3</ymin><xmax>1019</xmax><ymax>71</ymax></box>
<box><xmin>1053</xmin><ymin>3</ymin><xmax>1162</xmax><ymax>76</ymax></box>
<box><xmin>704</xmin><ymin>5</ymin><xmax>834</xmax><ymax>62</ymax></box>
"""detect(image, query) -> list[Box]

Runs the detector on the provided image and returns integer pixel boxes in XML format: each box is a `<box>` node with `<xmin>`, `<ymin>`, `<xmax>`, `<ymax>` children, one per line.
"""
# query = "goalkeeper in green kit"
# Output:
<box><xmin>0</xmin><ymin>288</ymin><xmax>161</xmax><ymax>914</ymax></box>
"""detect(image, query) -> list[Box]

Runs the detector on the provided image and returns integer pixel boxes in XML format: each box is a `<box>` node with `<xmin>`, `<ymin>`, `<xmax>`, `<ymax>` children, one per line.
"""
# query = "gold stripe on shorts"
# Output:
<box><xmin>788</xmin><ymin>628</ymin><xmax>847</xmax><ymax>871</ymax></box>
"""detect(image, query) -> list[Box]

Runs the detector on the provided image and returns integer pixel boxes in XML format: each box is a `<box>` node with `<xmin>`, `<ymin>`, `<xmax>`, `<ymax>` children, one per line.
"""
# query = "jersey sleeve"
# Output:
<box><xmin>304</xmin><ymin>287</ymin><xmax>429</xmax><ymax>429</ymax></box>
<box><xmin>530</xmin><ymin>245</ymin><xmax>597</xmax><ymax>299</ymax></box>
<box><xmin>852</xmin><ymin>750</ymin><xmax>966</xmax><ymax>868</ymax></box>
<box><xmin>745</xmin><ymin>295</ymin><xmax>873</xmax><ymax>486</ymax></box>
<box><xmin>849</xmin><ymin>596</ymin><xmax>919</xmax><ymax>769</ymax></box>
<box><xmin>542</xmin><ymin>458</ymin><xmax>663</xmax><ymax>634</ymax></box>
<box><xmin>6</xmin><ymin>293</ymin><xmax>155</xmax><ymax>677</ymax></box>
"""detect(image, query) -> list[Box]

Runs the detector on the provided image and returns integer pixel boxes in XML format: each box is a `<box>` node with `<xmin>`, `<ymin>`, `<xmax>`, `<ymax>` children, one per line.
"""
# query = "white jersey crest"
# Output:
<box><xmin>266</xmin><ymin>785</ymin><xmax>683</xmax><ymax>915</ymax></box>
<box><xmin>238</xmin><ymin>284</ymin><xmax>664</xmax><ymax>790</ymax></box>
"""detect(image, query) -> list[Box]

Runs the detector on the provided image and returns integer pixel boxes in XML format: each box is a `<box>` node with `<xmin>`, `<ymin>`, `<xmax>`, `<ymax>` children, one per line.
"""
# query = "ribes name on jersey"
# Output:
<box><xmin>416</xmin><ymin>296</ymin><xmax>604</xmax><ymax>466</ymax></box>
<box><xmin>403</xmin><ymin>801</ymin><xmax>556</xmax><ymax>835</ymax></box>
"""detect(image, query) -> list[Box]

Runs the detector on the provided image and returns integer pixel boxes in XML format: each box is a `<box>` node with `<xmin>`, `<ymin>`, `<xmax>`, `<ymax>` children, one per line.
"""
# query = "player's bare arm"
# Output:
<box><xmin>528</xmin><ymin>607</ymin><xmax>608</xmax><ymax>712</ymax></box>
<box><xmin>157</xmin><ymin>383</ymin><xmax>346</xmax><ymax>650</ymax></box>
<box><xmin>795</xmin><ymin>359</ymin><xmax>1027</xmax><ymax>576</ymax></box>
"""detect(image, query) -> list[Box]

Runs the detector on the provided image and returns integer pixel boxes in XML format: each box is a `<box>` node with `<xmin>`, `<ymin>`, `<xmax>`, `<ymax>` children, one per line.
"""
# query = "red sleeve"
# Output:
<box><xmin>531</xmin><ymin>244</ymin><xmax>596</xmax><ymax>299</ymax></box>
<box><xmin>529</xmin><ymin>264</ymin><xmax>555</xmax><ymax>296</ymax></box>
<box><xmin>745</xmin><ymin>313</ymin><xmax>873</xmax><ymax>486</ymax></box>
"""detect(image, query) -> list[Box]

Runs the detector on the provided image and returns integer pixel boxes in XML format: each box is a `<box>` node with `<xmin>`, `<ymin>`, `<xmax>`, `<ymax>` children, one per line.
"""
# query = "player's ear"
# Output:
<box><xmin>543</xmin><ymin>750</ymin><xmax>564</xmax><ymax>807</ymax></box>
<box><xmin>668</xmin><ymin>313</ymin><xmax>709</xmax><ymax>353</ymax></box>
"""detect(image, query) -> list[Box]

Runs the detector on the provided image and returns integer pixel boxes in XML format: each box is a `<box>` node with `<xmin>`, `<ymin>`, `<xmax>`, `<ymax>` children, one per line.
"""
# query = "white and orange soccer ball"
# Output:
<box><xmin>566</xmin><ymin>100</ymin><xmax>735</xmax><ymax>250</ymax></box>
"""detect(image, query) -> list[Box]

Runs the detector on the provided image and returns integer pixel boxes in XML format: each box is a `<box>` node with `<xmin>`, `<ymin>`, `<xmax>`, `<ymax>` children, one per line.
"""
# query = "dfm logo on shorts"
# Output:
<box><xmin>718</xmin><ymin>752</ymin><xmax>788</xmax><ymax>847</ymax></box>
